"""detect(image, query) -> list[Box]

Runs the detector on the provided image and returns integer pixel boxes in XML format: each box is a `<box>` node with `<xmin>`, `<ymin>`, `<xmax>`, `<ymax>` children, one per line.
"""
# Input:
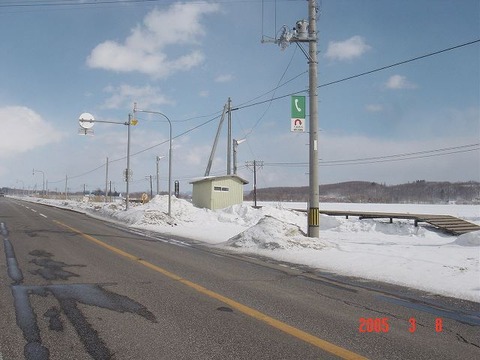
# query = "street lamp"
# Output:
<box><xmin>233</xmin><ymin>138</ymin><xmax>246</xmax><ymax>175</ymax></box>
<box><xmin>16</xmin><ymin>179</ymin><xmax>25</xmax><ymax>196</ymax></box>
<box><xmin>33</xmin><ymin>169</ymin><xmax>45</xmax><ymax>197</ymax></box>
<box><xmin>133</xmin><ymin>103</ymin><xmax>172</xmax><ymax>217</ymax></box>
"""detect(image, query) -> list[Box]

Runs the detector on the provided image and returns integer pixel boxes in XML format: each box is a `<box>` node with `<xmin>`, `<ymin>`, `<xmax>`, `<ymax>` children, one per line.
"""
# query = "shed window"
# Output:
<box><xmin>214</xmin><ymin>186</ymin><xmax>229</xmax><ymax>192</ymax></box>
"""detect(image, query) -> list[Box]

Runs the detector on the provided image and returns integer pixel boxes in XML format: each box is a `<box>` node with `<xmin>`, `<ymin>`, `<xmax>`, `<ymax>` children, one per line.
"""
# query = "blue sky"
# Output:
<box><xmin>0</xmin><ymin>0</ymin><xmax>478</xmax><ymax>195</ymax></box>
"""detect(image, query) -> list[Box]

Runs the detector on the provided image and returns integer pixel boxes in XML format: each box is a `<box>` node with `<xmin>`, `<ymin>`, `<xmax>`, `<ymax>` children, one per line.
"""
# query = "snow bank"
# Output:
<box><xmin>226</xmin><ymin>215</ymin><xmax>331</xmax><ymax>250</ymax></box>
<box><xmin>454</xmin><ymin>231</ymin><xmax>480</xmax><ymax>246</ymax></box>
<box><xmin>21</xmin><ymin>196</ymin><xmax>480</xmax><ymax>302</ymax></box>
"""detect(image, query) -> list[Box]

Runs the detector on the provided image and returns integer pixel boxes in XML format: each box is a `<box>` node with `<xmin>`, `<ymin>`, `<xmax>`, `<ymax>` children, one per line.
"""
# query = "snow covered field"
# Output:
<box><xmin>20</xmin><ymin>196</ymin><xmax>480</xmax><ymax>303</ymax></box>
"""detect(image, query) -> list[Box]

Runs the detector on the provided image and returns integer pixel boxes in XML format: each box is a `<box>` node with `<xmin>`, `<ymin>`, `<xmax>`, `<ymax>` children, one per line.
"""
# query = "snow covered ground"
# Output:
<box><xmin>19</xmin><ymin>196</ymin><xmax>480</xmax><ymax>303</ymax></box>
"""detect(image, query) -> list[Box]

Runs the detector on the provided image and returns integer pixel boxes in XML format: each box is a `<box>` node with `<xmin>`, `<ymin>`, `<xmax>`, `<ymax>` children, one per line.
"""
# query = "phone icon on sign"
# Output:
<box><xmin>295</xmin><ymin>98</ymin><xmax>302</xmax><ymax>112</ymax></box>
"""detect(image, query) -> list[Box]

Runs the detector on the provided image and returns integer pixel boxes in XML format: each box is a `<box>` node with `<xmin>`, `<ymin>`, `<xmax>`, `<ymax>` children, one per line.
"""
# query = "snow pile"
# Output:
<box><xmin>226</xmin><ymin>215</ymin><xmax>331</xmax><ymax>250</ymax></box>
<box><xmin>23</xmin><ymin>195</ymin><xmax>479</xmax><ymax>302</ymax></box>
<box><xmin>454</xmin><ymin>230</ymin><xmax>480</xmax><ymax>246</ymax></box>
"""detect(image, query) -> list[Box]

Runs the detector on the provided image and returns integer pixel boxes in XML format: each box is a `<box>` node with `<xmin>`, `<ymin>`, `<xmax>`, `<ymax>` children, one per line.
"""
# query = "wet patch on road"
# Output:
<box><xmin>1</xmin><ymin>222</ymin><xmax>158</xmax><ymax>360</ymax></box>
<box><xmin>29</xmin><ymin>250</ymin><xmax>84</xmax><ymax>281</ymax></box>
<box><xmin>2</xmin><ymin>222</ymin><xmax>24</xmax><ymax>285</ymax></box>
<box><xmin>217</xmin><ymin>306</ymin><xmax>234</xmax><ymax>313</ymax></box>
<box><xmin>44</xmin><ymin>307</ymin><xmax>63</xmax><ymax>332</ymax></box>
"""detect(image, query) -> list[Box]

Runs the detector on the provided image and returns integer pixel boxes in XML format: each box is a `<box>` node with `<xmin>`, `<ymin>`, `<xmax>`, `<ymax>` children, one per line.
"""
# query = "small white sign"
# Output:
<box><xmin>291</xmin><ymin>118</ymin><xmax>305</xmax><ymax>132</ymax></box>
<box><xmin>79</xmin><ymin>112</ymin><xmax>95</xmax><ymax>129</ymax></box>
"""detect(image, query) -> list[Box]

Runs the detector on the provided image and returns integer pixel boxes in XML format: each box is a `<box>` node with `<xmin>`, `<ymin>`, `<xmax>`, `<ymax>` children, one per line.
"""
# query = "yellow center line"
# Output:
<box><xmin>54</xmin><ymin>220</ymin><xmax>368</xmax><ymax>360</ymax></box>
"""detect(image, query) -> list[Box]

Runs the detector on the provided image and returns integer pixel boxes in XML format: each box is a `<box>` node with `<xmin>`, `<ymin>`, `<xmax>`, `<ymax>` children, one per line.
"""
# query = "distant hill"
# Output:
<box><xmin>245</xmin><ymin>181</ymin><xmax>480</xmax><ymax>204</ymax></box>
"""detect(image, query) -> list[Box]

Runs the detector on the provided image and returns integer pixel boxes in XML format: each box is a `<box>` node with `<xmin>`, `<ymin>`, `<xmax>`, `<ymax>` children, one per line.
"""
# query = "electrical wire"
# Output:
<box><xmin>263</xmin><ymin>143</ymin><xmax>480</xmax><ymax>167</ymax></box>
<box><xmin>234</xmin><ymin>39</ymin><xmax>480</xmax><ymax>112</ymax></box>
<box><xmin>242</xmin><ymin>45</ymin><xmax>299</xmax><ymax>139</ymax></box>
<box><xmin>53</xmin><ymin>39</ymin><xmax>479</xmax><ymax>183</ymax></box>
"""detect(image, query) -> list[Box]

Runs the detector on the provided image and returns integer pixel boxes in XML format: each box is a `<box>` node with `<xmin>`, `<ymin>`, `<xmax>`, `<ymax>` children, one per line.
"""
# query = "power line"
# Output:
<box><xmin>322</xmin><ymin>143</ymin><xmax>480</xmax><ymax>164</ymax></box>
<box><xmin>60</xmin><ymin>39</ymin><xmax>479</xmax><ymax>183</ymax></box>
<box><xmin>185</xmin><ymin>39</ymin><xmax>479</xmax><ymax>138</ymax></box>
<box><xmin>48</xmin><ymin>163</ymin><xmax>107</xmax><ymax>184</ymax></box>
<box><xmin>242</xmin><ymin>45</ymin><xmax>299</xmax><ymax>138</ymax></box>
<box><xmin>319</xmin><ymin>39</ymin><xmax>480</xmax><ymax>89</ymax></box>
<box><xmin>319</xmin><ymin>147</ymin><xmax>480</xmax><ymax>167</ymax></box>
<box><xmin>263</xmin><ymin>143</ymin><xmax>480</xmax><ymax>167</ymax></box>
<box><xmin>54</xmin><ymin>142</ymin><xmax>479</xmax><ymax>184</ymax></box>
<box><xmin>234</xmin><ymin>39</ymin><xmax>480</xmax><ymax>111</ymax></box>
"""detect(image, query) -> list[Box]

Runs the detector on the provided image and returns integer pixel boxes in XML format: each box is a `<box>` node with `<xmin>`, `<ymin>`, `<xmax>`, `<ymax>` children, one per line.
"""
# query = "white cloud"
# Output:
<box><xmin>0</xmin><ymin>106</ymin><xmax>64</xmax><ymax>158</ymax></box>
<box><xmin>365</xmin><ymin>104</ymin><xmax>383</xmax><ymax>113</ymax></box>
<box><xmin>184</xmin><ymin>144</ymin><xmax>211</xmax><ymax>166</ymax></box>
<box><xmin>199</xmin><ymin>90</ymin><xmax>209</xmax><ymax>97</ymax></box>
<box><xmin>102</xmin><ymin>84</ymin><xmax>173</xmax><ymax>110</ymax></box>
<box><xmin>86</xmin><ymin>2</ymin><xmax>220</xmax><ymax>78</ymax></box>
<box><xmin>325</xmin><ymin>35</ymin><xmax>371</xmax><ymax>61</ymax></box>
<box><xmin>215</xmin><ymin>74</ymin><xmax>234</xmax><ymax>83</ymax></box>
<box><xmin>385</xmin><ymin>75</ymin><xmax>417</xmax><ymax>89</ymax></box>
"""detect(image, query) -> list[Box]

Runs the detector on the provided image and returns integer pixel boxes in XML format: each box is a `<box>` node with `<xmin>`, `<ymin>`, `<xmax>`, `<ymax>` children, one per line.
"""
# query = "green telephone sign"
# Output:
<box><xmin>291</xmin><ymin>96</ymin><xmax>306</xmax><ymax>119</ymax></box>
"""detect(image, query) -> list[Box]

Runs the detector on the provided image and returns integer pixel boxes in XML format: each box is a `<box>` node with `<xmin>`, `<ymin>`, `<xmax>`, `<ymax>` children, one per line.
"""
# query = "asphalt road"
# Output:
<box><xmin>0</xmin><ymin>197</ymin><xmax>478</xmax><ymax>359</ymax></box>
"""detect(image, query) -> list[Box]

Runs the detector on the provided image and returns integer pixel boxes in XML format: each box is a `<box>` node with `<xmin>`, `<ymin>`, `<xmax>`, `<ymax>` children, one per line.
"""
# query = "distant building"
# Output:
<box><xmin>190</xmin><ymin>175</ymin><xmax>249</xmax><ymax>210</ymax></box>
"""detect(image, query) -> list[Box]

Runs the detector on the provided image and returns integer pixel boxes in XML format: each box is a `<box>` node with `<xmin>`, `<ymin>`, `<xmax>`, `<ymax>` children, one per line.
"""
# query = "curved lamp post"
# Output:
<box><xmin>33</xmin><ymin>169</ymin><xmax>45</xmax><ymax>196</ymax></box>
<box><xmin>16</xmin><ymin>179</ymin><xmax>25</xmax><ymax>196</ymax></box>
<box><xmin>133</xmin><ymin>103</ymin><xmax>172</xmax><ymax>217</ymax></box>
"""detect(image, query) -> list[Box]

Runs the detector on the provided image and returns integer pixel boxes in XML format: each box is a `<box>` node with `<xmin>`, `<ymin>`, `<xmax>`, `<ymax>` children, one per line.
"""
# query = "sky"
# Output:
<box><xmin>0</xmin><ymin>0</ymin><xmax>479</xmax><ymax>195</ymax></box>
<box><xmin>24</xmin><ymin>196</ymin><xmax>480</xmax><ymax>302</ymax></box>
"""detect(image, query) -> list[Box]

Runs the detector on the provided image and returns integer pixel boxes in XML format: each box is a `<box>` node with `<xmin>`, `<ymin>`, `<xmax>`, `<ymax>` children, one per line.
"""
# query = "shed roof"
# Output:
<box><xmin>189</xmin><ymin>175</ymin><xmax>249</xmax><ymax>185</ymax></box>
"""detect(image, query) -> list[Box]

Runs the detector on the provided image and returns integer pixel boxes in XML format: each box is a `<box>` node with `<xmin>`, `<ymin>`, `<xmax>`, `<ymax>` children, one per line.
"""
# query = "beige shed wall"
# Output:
<box><xmin>191</xmin><ymin>177</ymin><xmax>245</xmax><ymax>210</ymax></box>
<box><xmin>191</xmin><ymin>181</ymin><xmax>213</xmax><ymax>209</ymax></box>
<box><xmin>210</xmin><ymin>178</ymin><xmax>244</xmax><ymax>210</ymax></box>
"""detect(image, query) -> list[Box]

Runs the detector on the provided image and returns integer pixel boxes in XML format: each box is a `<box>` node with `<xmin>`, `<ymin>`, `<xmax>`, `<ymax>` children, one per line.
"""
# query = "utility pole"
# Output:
<box><xmin>78</xmin><ymin>111</ymin><xmax>134</xmax><ymax>210</ymax></box>
<box><xmin>307</xmin><ymin>0</ymin><xmax>319</xmax><ymax>237</ymax></box>
<box><xmin>105</xmin><ymin>157</ymin><xmax>109</xmax><ymax>203</ymax></box>
<box><xmin>227</xmin><ymin>97</ymin><xmax>232</xmax><ymax>175</ymax></box>
<box><xmin>64</xmin><ymin>175</ymin><xmax>68</xmax><ymax>200</ymax></box>
<box><xmin>156</xmin><ymin>156</ymin><xmax>162</xmax><ymax>195</ymax></box>
<box><xmin>253</xmin><ymin>160</ymin><xmax>258</xmax><ymax>207</ymax></box>
<box><xmin>149</xmin><ymin>175</ymin><xmax>153</xmax><ymax>199</ymax></box>
<box><xmin>204</xmin><ymin>101</ymin><xmax>228</xmax><ymax>177</ymax></box>
<box><xmin>263</xmin><ymin>0</ymin><xmax>319</xmax><ymax>237</ymax></box>
<box><xmin>126</xmin><ymin>114</ymin><xmax>132</xmax><ymax>210</ymax></box>
<box><xmin>246</xmin><ymin>160</ymin><xmax>263</xmax><ymax>207</ymax></box>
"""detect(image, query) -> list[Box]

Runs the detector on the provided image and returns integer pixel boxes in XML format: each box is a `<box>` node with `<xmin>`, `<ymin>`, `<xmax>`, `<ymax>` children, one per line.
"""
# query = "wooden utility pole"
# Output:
<box><xmin>246</xmin><ymin>160</ymin><xmax>263</xmax><ymax>207</ymax></box>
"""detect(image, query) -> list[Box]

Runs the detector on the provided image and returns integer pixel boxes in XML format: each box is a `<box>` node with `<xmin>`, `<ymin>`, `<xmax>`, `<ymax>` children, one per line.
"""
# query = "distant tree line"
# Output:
<box><xmin>245</xmin><ymin>181</ymin><xmax>480</xmax><ymax>204</ymax></box>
